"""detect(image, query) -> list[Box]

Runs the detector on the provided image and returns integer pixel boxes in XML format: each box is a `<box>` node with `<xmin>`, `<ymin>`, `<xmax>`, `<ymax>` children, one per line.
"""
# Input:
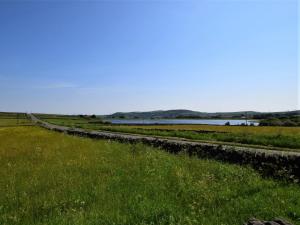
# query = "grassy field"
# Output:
<box><xmin>0</xmin><ymin>126</ymin><xmax>300</xmax><ymax>225</ymax></box>
<box><xmin>0</xmin><ymin>112</ymin><xmax>28</xmax><ymax>119</ymax></box>
<box><xmin>0</xmin><ymin>113</ymin><xmax>32</xmax><ymax>127</ymax></box>
<box><xmin>38</xmin><ymin>115</ymin><xmax>300</xmax><ymax>150</ymax></box>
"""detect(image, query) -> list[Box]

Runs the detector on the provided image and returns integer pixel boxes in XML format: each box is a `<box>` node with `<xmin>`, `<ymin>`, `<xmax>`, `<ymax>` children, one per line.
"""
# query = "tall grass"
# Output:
<box><xmin>0</xmin><ymin>126</ymin><xmax>299</xmax><ymax>225</ymax></box>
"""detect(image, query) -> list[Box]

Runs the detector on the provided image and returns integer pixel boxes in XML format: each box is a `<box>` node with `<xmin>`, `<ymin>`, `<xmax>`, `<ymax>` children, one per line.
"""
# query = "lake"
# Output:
<box><xmin>106</xmin><ymin>119</ymin><xmax>259</xmax><ymax>126</ymax></box>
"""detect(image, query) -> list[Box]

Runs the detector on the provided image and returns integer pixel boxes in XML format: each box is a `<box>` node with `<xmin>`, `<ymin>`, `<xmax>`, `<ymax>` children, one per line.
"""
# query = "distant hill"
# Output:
<box><xmin>105</xmin><ymin>110</ymin><xmax>300</xmax><ymax>119</ymax></box>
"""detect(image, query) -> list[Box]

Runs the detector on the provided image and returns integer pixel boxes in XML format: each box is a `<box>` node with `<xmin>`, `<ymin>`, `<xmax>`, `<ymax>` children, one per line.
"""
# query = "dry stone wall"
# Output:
<box><xmin>244</xmin><ymin>218</ymin><xmax>293</xmax><ymax>225</ymax></box>
<box><xmin>29</xmin><ymin>114</ymin><xmax>300</xmax><ymax>181</ymax></box>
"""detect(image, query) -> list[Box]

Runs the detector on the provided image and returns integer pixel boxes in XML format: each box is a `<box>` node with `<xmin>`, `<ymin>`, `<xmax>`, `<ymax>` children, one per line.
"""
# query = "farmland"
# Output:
<box><xmin>0</xmin><ymin>113</ymin><xmax>32</xmax><ymax>127</ymax></box>
<box><xmin>36</xmin><ymin>114</ymin><xmax>300</xmax><ymax>150</ymax></box>
<box><xmin>1</xmin><ymin>123</ymin><xmax>300</xmax><ymax>225</ymax></box>
<box><xmin>1</xmin><ymin>1</ymin><xmax>298</xmax><ymax>224</ymax></box>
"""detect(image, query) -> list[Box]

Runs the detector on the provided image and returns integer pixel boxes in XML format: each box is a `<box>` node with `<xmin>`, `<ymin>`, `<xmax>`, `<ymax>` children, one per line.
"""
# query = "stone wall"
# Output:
<box><xmin>29</xmin><ymin>114</ymin><xmax>300</xmax><ymax>181</ymax></box>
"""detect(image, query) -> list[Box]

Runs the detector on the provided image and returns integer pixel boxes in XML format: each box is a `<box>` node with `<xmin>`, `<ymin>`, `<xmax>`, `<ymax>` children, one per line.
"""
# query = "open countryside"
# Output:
<box><xmin>1</xmin><ymin>112</ymin><xmax>300</xmax><ymax>225</ymax></box>
<box><xmin>36</xmin><ymin>112</ymin><xmax>300</xmax><ymax>150</ymax></box>
<box><xmin>0</xmin><ymin>1</ymin><xmax>298</xmax><ymax>225</ymax></box>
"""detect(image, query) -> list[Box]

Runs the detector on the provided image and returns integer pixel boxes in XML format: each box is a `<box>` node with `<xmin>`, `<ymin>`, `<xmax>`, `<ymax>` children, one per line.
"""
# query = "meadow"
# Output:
<box><xmin>1</xmin><ymin>125</ymin><xmax>300</xmax><ymax>225</ymax></box>
<box><xmin>38</xmin><ymin>115</ymin><xmax>300</xmax><ymax>150</ymax></box>
<box><xmin>0</xmin><ymin>113</ymin><xmax>32</xmax><ymax>127</ymax></box>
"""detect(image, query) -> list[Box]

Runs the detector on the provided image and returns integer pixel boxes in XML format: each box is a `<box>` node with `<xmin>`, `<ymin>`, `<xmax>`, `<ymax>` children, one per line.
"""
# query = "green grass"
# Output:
<box><xmin>40</xmin><ymin>116</ymin><xmax>300</xmax><ymax>150</ymax></box>
<box><xmin>0</xmin><ymin>119</ymin><xmax>32</xmax><ymax>126</ymax></box>
<box><xmin>0</xmin><ymin>113</ymin><xmax>32</xmax><ymax>127</ymax></box>
<box><xmin>96</xmin><ymin>126</ymin><xmax>300</xmax><ymax>150</ymax></box>
<box><xmin>1</xmin><ymin>126</ymin><xmax>300</xmax><ymax>225</ymax></box>
<box><xmin>0</xmin><ymin>112</ymin><xmax>28</xmax><ymax>119</ymax></box>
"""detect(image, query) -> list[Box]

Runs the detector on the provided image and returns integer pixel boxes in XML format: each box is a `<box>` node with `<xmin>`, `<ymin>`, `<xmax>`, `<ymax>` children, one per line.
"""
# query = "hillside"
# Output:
<box><xmin>106</xmin><ymin>109</ymin><xmax>300</xmax><ymax>120</ymax></box>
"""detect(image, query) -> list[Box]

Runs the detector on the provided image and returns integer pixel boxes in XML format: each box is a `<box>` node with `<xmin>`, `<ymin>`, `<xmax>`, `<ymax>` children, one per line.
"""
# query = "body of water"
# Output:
<box><xmin>106</xmin><ymin>119</ymin><xmax>259</xmax><ymax>126</ymax></box>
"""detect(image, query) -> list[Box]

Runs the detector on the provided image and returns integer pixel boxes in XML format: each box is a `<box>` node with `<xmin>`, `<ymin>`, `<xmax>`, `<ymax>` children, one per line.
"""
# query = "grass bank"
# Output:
<box><xmin>0</xmin><ymin>126</ymin><xmax>299</xmax><ymax>225</ymax></box>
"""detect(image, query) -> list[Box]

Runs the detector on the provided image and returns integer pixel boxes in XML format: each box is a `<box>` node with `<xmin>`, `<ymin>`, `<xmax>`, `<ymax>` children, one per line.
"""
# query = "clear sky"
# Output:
<box><xmin>0</xmin><ymin>0</ymin><xmax>298</xmax><ymax>114</ymax></box>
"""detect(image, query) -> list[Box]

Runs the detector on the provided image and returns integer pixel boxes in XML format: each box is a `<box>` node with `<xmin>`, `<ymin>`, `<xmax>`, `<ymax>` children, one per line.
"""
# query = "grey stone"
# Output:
<box><xmin>273</xmin><ymin>218</ymin><xmax>293</xmax><ymax>225</ymax></box>
<box><xmin>245</xmin><ymin>218</ymin><xmax>293</xmax><ymax>225</ymax></box>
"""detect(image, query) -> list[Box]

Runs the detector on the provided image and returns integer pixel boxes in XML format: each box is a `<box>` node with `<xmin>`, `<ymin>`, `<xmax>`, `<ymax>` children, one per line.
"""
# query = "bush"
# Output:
<box><xmin>282</xmin><ymin>119</ymin><xmax>297</xmax><ymax>127</ymax></box>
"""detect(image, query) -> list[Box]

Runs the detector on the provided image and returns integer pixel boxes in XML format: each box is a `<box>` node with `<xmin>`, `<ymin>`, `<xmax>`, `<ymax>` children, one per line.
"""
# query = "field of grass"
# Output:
<box><xmin>0</xmin><ymin>113</ymin><xmax>32</xmax><ymax>127</ymax></box>
<box><xmin>0</xmin><ymin>112</ymin><xmax>28</xmax><ymax>119</ymax></box>
<box><xmin>38</xmin><ymin>115</ymin><xmax>300</xmax><ymax>150</ymax></box>
<box><xmin>118</xmin><ymin>124</ymin><xmax>299</xmax><ymax>136</ymax></box>
<box><xmin>1</xmin><ymin>126</ymin><xmax>300</xmax><ymax>225</ymax></box>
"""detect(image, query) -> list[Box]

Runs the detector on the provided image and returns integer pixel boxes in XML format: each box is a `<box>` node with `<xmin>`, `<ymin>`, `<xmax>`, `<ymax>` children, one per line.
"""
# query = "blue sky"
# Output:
<box><xmin>0</xmin><ymin>0</ymin><xmax>298</xmax><ymax>114</ymax></box>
